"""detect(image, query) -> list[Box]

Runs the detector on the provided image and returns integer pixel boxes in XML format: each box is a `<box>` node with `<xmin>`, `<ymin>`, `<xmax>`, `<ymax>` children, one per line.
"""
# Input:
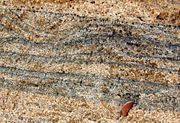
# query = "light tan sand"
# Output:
<box><xmin>0</xmin><ymin>88</ymin><xmax>179</xmax><ymax>122</ymax></box>
<box><xmin>1</xmin><ymin>0</ymin><xmax>180</xmax><ymax>25</ymax></box>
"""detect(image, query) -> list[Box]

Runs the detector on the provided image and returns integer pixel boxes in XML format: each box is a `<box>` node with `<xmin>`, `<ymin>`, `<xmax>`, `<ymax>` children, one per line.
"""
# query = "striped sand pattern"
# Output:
<box><xmin>0</xmin><ymin>5</ymin><xmax>180</xmax><ymax>122</ymax></box>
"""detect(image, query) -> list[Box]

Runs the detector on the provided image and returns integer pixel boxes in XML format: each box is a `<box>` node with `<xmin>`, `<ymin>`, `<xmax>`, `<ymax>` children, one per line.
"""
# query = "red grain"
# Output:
<box><xmin>121</xmin><ymin>101</ymin><xmax>134</xmax><ymax>117</ymax></box>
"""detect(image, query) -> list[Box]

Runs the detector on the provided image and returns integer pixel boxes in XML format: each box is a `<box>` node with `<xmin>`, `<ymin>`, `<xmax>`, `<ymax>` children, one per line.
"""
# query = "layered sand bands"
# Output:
<box><xmin>0</xmin><ymin>0</ymin><xmax>179</xmax><ymax>122</ymax></box>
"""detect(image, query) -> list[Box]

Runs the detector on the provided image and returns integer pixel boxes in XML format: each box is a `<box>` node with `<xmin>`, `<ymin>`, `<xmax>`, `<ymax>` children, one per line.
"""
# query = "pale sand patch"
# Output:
<box><xmin>0</xmin><ymin>88</ymin><xmax>179</xmax><ymax>122</ymax></box>
<box><xmin>1</xmin><ymin>0</ymin><xmax>180</xmax><ymax>25</ymax></box>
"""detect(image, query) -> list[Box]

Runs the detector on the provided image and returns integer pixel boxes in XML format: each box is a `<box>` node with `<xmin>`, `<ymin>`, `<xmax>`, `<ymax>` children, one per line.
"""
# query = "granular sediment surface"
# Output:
<box><xmin>0</xmin><ymin>3</ymin><xmax>180</xmax><ymax>122</ymax></box>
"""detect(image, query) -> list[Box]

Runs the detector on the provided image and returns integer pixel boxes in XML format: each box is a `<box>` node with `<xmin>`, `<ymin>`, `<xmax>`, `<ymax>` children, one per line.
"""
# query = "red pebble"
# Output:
<box><xmin>121</xmin><ymin>101</ymin><xmax>134</xmax><ymax>117</ymax></box>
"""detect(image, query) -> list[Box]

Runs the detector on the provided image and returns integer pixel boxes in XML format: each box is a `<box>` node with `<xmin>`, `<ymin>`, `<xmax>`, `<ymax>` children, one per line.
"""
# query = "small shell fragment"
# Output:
<box><xmin>121</xmin><ymin>101</ymin><xmax>134</xmax><ymax>117</ymax></box>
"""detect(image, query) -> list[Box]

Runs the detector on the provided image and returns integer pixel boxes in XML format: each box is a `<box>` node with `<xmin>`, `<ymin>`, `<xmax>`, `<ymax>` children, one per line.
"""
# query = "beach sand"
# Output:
<box><xmin>0</xmin><ymin>0</ymin><xmax>179</xmax><ymax>122</ymax></box>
